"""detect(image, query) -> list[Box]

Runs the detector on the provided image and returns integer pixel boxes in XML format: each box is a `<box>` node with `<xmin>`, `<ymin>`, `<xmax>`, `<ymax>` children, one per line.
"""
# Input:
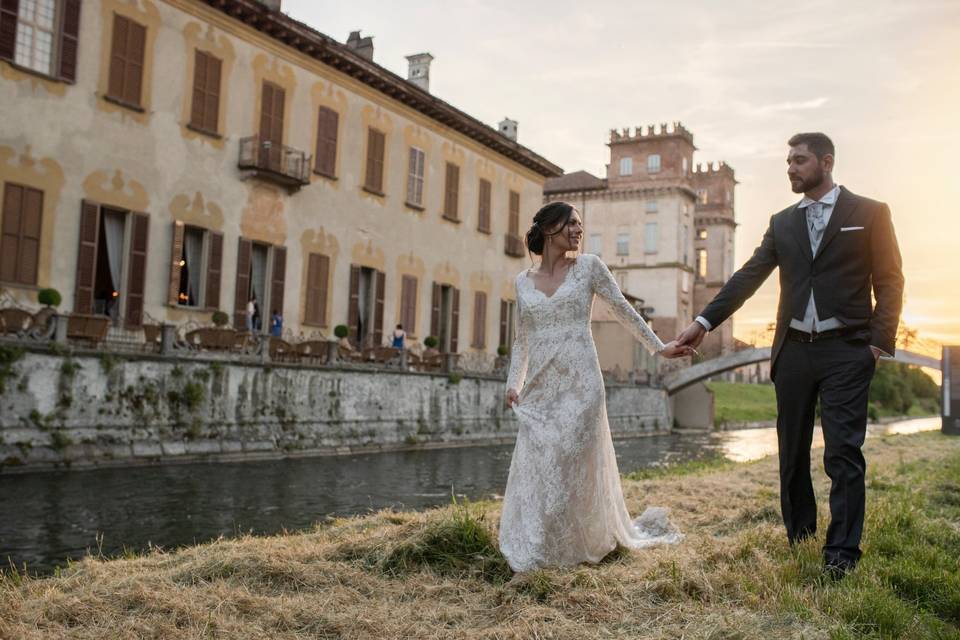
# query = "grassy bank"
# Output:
<box><xmin>706</xmin><ymin>381</ymin><xmax>779</xmax><ymax>424</ymax></box>
<box><xmin>2</xmin><ymin>432</ymin><xmax>959</xmax><ymax>639</ymax></box>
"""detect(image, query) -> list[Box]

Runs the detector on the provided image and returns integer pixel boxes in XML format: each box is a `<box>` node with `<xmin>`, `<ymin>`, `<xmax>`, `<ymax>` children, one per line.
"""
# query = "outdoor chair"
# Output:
<box><xmin>0</xmin><ymin>308</ymin><xmax>32</xmax><ymax>336</ymax></box>
<box><xmin>66</xmin><ymin>313</ymin><xmax>110</xmax><ymax>345</ymax></box>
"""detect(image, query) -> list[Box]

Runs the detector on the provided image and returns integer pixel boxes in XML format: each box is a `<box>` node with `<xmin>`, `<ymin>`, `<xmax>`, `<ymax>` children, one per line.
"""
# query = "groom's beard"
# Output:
<box><xmin>791</xmin><ymin>166</ymin><xmax>825</xmax><ymax>194</ymax></box>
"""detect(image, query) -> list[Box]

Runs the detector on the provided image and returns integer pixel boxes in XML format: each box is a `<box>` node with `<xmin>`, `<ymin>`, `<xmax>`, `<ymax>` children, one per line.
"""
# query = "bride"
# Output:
<box><xmin>499</xmin><ymin>201</ymin><xmax>691</xmax><ymax>572</ymax></box>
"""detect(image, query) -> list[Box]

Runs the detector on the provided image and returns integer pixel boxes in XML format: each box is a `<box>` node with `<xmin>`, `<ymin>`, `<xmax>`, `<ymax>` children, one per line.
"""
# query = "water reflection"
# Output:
<box><xmin>0</xmin><ymin>417</ymin><xmax>939</xmax><ymax>574</ymax></box>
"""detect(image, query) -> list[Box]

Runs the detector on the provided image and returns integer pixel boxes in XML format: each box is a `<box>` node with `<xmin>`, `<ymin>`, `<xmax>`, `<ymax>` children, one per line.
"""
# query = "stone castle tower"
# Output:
<box><xmin>544</xmin><ymin>121</ymin><xmax>736</xmax><ymax>369</ymax></box>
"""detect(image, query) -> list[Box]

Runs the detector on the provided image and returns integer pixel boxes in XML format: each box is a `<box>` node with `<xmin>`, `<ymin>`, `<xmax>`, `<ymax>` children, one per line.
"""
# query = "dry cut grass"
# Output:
<box><xmin>2</xmin><ymin>431</ymin><xmax>959</xmax><ymax>639</ymax></box>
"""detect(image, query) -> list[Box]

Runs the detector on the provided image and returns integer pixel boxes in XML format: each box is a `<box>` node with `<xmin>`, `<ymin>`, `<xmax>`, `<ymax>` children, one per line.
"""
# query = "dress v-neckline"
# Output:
<box><xmin>525</xmin><ymin>256</ymin><xmax>579</xmax><ymax>300</ymax></box>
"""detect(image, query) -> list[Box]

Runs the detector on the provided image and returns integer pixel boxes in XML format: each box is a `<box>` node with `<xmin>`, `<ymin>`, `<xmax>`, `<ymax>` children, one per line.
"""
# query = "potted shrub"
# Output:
<box><xmin>334</xmin><ymin>325</ymin><xmax>349</xmax><ymax>339</ymax></box>
<box><xmin>37</xmin><ymin>288</ymin><xmax>62</xmax><ymax>308</ymax></box>
<box><xmin>497</xmin><ymin>344</ymin><xmax>509</xmax><ymax>357</ymax></box>
<box><xmin>423</xmin><ymin>335</ymin><xmax>439</xmax><ymax>350</ymax></box>
<box><xmin>211</xmin><ymin>310</ymin><xmax>230</xmax><ymax>327</ymax></box>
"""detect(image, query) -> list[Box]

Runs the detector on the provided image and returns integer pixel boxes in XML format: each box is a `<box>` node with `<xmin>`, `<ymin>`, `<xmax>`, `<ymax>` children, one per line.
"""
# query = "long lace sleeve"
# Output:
<box><xmin>506</xmin><ymin>281</ymin><xmax>529</xmax><ymax>392</ymax></box>
<box><xmin>590</xmin><ymin>255</ymin><xmax>665</xmax><ymax>355</ymax></box>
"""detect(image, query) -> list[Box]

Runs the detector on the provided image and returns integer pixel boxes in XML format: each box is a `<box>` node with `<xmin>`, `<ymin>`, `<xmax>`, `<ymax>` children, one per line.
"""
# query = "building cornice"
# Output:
<box><xmin>546</xmin><ymin>184</ymin><xmax>697</xmax><ymax>202</ymax></box>
<box><xmin>202</xmin><ymin>0</ymin><xmax>563</xmax><ymax>178</ymax></box>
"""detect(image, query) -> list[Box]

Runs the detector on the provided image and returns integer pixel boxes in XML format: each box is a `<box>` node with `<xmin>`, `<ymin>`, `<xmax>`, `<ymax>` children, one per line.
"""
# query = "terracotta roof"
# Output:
<box><xmin>205</xmin><ymin>0</ymin><xmax>563</xmax><ymax>178</ymax></box>
<box><xmin>543</xmin><ymin>170</ymin><xmax>607</xmax><ymax>194</ymax></box>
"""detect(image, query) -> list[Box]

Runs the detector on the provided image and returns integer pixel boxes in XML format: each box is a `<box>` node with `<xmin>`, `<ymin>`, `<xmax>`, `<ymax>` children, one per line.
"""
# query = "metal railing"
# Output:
<box><xmin>238</xmin><ymin>135</ymin><xmax>311</xmax><ymax>187</ymax></box>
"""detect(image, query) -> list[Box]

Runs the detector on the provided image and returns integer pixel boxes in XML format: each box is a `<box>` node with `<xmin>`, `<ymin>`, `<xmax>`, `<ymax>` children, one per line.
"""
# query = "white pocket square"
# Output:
<box><xmin>840</xmin><ymin>226</ymin><xmax>864</xmax><ymax>232</ymax></box>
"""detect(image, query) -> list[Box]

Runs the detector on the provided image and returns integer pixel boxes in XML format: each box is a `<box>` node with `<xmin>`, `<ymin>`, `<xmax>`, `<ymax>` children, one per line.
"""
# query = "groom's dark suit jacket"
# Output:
<box><xmin>699</xmin><ymin>186</ymin><xmax>904</xmax><ymax>379</ymax></box>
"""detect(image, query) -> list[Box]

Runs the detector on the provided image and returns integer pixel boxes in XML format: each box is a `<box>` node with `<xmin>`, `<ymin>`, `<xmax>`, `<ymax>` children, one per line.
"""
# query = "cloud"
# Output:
<box><xmin>741</xmin><ymin>97</ymin><xmax>830</xmax><ymax>117</ymax></box>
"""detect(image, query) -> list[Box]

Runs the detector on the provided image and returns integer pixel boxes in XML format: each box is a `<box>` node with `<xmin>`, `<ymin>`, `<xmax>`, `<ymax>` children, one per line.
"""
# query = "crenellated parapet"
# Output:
<box><xmin>609</xmin><ymin>121</ymin><xmax>694</xmax><ymax>145</ymax></box>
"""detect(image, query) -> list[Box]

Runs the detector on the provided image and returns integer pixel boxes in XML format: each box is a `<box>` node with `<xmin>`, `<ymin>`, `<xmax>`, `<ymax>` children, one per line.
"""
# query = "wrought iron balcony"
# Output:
<box><xmin>504</xmin><ymin>233</ymin><xmax>525</xmax><ymax>258</ymax></box>
<box><xmin>238</xmin><ymin>135</ymin><xmax>311</xmax><ymax>191</ymax></box>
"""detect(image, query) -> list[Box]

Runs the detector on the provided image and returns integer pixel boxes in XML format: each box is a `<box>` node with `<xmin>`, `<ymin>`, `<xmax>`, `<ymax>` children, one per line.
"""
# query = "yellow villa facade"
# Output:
<box><xmin>0</xmin><ymin>0</ymin><xmax>561</xmax><ymax>358</ymax></box>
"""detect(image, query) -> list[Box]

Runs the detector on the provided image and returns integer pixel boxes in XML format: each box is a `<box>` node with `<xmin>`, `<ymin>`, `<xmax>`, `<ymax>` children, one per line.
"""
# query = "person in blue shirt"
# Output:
<box><xmin>270</xmin><ymin>309</ymin><xmax>283</xmax><ymax>337</ymax></box>
<box><xmin>391</xmin><ymin>324</ymin><xmax>406</xmax><ymax>349</ymax></box>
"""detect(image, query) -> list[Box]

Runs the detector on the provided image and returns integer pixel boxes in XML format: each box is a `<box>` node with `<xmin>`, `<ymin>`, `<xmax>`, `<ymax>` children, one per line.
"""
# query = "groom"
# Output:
<box><xmin>676</xmin><ymin>132</ymin><xmax>904</xmax><ymax>577</ymax></box>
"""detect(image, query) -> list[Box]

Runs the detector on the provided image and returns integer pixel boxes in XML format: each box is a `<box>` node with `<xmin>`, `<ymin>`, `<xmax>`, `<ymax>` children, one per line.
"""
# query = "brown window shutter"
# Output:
<box><xmin>233</xmin><ymin>237</ymin><xmax>251</xmax><ymax>329</ymax></box>
<box><xmin>269</xmin><ymin>245</ymin><xmax>286</xmax><ymax>321</ymax></box>
<box><xmin>365</xmin><ymin>128</ymin><xmax>384</xmax><ymax>192</ymax></box>
<box><xmin>203</xmin><ymin>54</ymin><xmax>221</xmax><ymax>132</ymax></box>
<box><xmin>430</xmin><ymin>282</ymin><xmax>441</xmax><ymax>339</ymax></box>
<box><xmin>499</xmin><ymin>299</ymin><xmax>508</xmax><ymax>349</ymax></box>
<box><xmin>509</xmin><ymin>190</ymin><xmax>520</xmax><ymax>235</ymax></box>
<box><xmin>259</xmin><ymin>82</ymin><xmax>284</xmax><ymax>169</ymax></box>
<box><xmin>107</xmin><ymin>14</ymin><xmax>128</xmax><ymax>100</ymax></box>
<box><xmin>58</xmin><ymin>0</ymin><xmax>81</xmax><ymax>82</ymax></box>
<box><xmin>449</xmin><ymin>287</ymin><xmax>460</xmax><ymax>353</ymax></box>
<box><xmin>167</xmin><ymin>221</ymin><xmax>184</xmax><ymax>306</ymax></box>
<box><xmin>124</xmin><ymin>19</ymin><xmax>145</xmax><ymax>106</ymax></box>
<box><xmin>315</xmin><ymin>107</ymin><xmax>338</xmax><ymax>177</ymax></box>
<box><xmin>1</xmin><ymin>184</ymin><xmax>40</xmax><ymax>284</ymax></box>
<box><xmin>74</xmin><ymin>200</ymin><xmax>100</xmax><ymax>313</ymax></box>
<box><xmin>347</xmin><ymin>264</ymin><xmax>360</xmax><ymax>345</ymax></box>
<box><xmin>372</xmin><ymin>270</ymin><xmax>385</xmax><ymax>347</ymax></box>
<box><xmin>305</xmin><ymin>252</ymin><xmax>329</xmax><ymax>325</ymax></box>
<box><xmin>400</xmin><ymin>275</ymin><xmax>417</xmax><ymax>334</ymax></box>
<box><xmin>0</xmin><ymin>0</ymin><xmax>17</xmax><ymax>62</ymax></box>
<box><xmin>478</xmin><ymin>179</ymin><xmax>491</xmax><ymax>232</ymax></box>
<box><xmin>205</xmin><ymin>230</ymin><xmax>223</xmax><ymax>310</ymax></box>
<box><xmin>125</xmin><ymin>212</ymin><xmax>149</xmax><ymax>328</ymax></box>
<box><xmin>444</xmin><ymin>163</ymin><xmax>459</xmax><ymax>220</ymax></box>
<box><xmin>474</xmin><ymin>292</ymin><xmax>487</xmax><ymax>349</ymax></box>
<box><xmin>0</xmin><ymin>183</ymin><xmax>21</xmax><ymax>282</ymax></box>
<box><xmin>189</xmin><ymin>50</ymin><xmax>207</xmax><ymax>129</ymax></box>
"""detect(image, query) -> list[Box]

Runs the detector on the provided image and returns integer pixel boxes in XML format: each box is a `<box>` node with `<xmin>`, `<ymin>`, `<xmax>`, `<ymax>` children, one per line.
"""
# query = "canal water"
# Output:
<box><xmin>0</xmin><ymin>417</ymin><xmax>939</xmax><ymax>575</ymax></box>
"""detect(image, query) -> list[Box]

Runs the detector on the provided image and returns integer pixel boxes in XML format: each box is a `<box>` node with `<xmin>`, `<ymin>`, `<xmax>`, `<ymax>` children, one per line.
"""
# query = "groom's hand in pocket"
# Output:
<box><xmin>505</xmin><ymin>388</ymin><xmax>519</xmax><ymax>408</ymax></box>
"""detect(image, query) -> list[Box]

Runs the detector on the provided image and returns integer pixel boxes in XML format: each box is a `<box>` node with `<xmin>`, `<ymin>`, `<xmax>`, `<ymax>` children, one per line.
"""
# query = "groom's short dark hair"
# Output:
<box><xmin>788</xmin><ymin>132</ymin><xmax>835</xmax><ymax>159</ymax></box>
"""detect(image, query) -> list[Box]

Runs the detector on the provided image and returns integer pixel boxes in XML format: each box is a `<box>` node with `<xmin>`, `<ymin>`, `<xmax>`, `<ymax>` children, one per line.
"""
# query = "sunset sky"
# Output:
<box><xmin>286</xmin><ymin>0</ymin><xmax>960</xmax><ymax>349</ymax></box>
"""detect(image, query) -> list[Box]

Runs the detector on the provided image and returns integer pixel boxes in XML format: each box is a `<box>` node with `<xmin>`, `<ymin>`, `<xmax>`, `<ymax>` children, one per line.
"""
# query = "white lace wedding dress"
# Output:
<box><xmin>499</xmin><ymin>253</ymin><xmax>682</xmax><ymax>572</ymax></box>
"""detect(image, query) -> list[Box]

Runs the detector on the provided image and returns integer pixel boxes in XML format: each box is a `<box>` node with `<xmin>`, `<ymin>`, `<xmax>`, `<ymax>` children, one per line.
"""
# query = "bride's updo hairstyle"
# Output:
<box><xmin>525</xmin><ymin>201</ymin><xmax>575</xmax><ymax>256</ymax></box>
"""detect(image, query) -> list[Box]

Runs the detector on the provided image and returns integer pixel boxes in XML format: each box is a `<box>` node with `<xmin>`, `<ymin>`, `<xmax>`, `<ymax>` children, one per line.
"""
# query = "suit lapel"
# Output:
<box><xmin>791</xmin><ymin>204</ymin><xmax>813</xmax><ymax>263</ymax></box>
<box><xmin>814</xmin><ymin>186</ymin><xmax>858</xmax><ymax>261</ymax></box>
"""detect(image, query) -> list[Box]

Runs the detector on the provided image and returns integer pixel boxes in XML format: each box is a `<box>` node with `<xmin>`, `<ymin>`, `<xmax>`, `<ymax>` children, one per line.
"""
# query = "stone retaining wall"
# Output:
<box><xmin>0</xmin><ymin>347</ymin><xmax>672</xmax><ymax>473</ymax></box>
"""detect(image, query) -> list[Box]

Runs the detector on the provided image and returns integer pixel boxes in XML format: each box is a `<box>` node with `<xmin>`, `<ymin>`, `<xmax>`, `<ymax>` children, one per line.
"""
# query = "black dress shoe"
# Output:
<box><xmin>823</xmin><ymin>557</ymin><xmax>856</xmax><ymax>580</ymax></box>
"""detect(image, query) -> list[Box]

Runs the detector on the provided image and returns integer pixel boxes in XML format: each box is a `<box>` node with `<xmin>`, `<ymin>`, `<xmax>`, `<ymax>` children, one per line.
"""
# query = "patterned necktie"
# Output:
<box><xmin>806</xmin><ymin>202</ymin><xmax>826</xmax><ymax>250</ymax></box>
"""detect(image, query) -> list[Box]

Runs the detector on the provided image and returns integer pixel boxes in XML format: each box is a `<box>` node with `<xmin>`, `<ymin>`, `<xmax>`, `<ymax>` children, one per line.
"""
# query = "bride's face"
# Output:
<box><xmin>546</xmin><ymin>211</ymin><xmax>583</xmax><ymax>253</ymax></box>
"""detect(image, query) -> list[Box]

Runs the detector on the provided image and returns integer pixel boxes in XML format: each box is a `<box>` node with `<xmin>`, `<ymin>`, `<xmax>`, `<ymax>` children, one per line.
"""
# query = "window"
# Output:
<box><xmin>443</xmin><ymin>162</ymin><xmax>459</xmax><ymax>221</ymax></box>
<box><xmin>477</xmin><ymin>178</ymin><xmax>491</xmax><ymax>233</ymax></box>
<box><xmin>234</xmin><ymin>239</ymin><xmax>286</xmax><ymax>333</ymax></box>
<box><xmin>168</xmin><ymin>222</ymin><xmax>224</xmax><ymax>310</ymax></box>
<box><xmin>190</xmin><ymin>50</ymin><xmax>222</xmax><ymax>134</ymax></box>
<box><xmin>682</xmin><ymin>224</ymin><xmax>689</xmax><ymax>265</ymax></box>
<box><xmin>106</xmin><ymin>14</ymin><xmax>147</xmax><ymax>108</ymax></box>
<box><xmin>619</xmin><ymin>157</ymin><xmax>633</xmax><ymax>176</ymax></box>
<box><xmin>14</xmin><ymin>0</ymin><xmax>56</xmax><ymax>74</ymax></box>
<box><xmin>681</xmin><ymin>271</ymin><xmax>690</xmax><ymax>293</ymax></box>
<box><xmin>616</xmin><ymin>232</ymin><xmax>629</xmax><ymax>256</ymax></box>
<box><xmin>647</xmin><ymin>154</ymin><xmax>661</xmax><ymax>173</ymax></box>
<box><xmin>1</xmin><ymin>0</ymin><xmax>78</xmax><ymax>81</ymax></box>
<box><xmin>697</xmin><ymin>248</ymin><xmax>708</xmax><ymax>279</ymax></box>
<box><xmin>508</xmin><ymin>190</ymin><xmax>520</xmax><ymax>235</ymax></box>
<box><xmin>697</xmin><ymin>228</ymin><xmax>707</xmax><ymax>239</ymax></box>
<box><xmin>645</xmin><ymin>199</ymin><xmax>658</xmax><ymax>214</ymax></box>
<box><xmin>406</xmin><ymin>147</ymin><xmax>425</xmax><ymax>207</ymax></box>
<box><xmin>400</xmin><ymin>275</ymin><xmax>417</xmax><ymax>334</ymax></box>
<box><xmin>315</xmin><ymin>107</ymin><xmax>339</xmax><ymax>178</ymax></box>
<box><xmin>364</xmin><ymin>128</ymin><xmax>385</xmax><ymax>194</ymax></box>
<box><xmin>304</xmin><ymin>253</ymin><xmax>330</xmax><ymax>326</ymax></box>
<box><xmin>696</xmin><ymin>188</ymin><xmax>708</xmax><ymax>205</ymax></box>
<box><xmin>617</xmin><ymin>271</ymin><xmax>628</xmax><ymax>291</ymax></box>
<box><xmin>472</xmin><ymin>291</ymin><xmax>487</xmax><ymax>348</ymax></box>
<box><xmin>682</xmin><ymin>157</ymin><xmax>688</xmax><ymax>174</ymax></box>
<box><xmin>0</xmin><ymin>183</ymin><xmax>42</xmax><ymax>285</ymax></box>
<box><xmin>588</xmin><ymin>233</ymin><xmax>602</xmax><ymax>257</ymax></box>
<box><xmin>644</xmin><ymin>222</ymin><xmax>658</xmax><ymax>254</ymax></box>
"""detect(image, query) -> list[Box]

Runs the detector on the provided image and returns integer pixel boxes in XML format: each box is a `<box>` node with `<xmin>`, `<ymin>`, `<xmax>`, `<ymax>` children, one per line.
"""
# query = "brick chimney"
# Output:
<box><xmin>346</xmin><ymin>31</ymin><xmax>374</xmax><ymax>61</ymax></box>
<box><xmin>405</xmin><ymin>53</ymin><xmax>433</xmax><ymax>92</ymax></box>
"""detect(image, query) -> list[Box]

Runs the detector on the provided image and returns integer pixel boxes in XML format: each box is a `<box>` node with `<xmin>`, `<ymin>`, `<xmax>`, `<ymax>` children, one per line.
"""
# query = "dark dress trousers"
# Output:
<box><xmin>698</xmin><ymin>186</ymin><xmax>904</xmax><ymax>563</ymax></box>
